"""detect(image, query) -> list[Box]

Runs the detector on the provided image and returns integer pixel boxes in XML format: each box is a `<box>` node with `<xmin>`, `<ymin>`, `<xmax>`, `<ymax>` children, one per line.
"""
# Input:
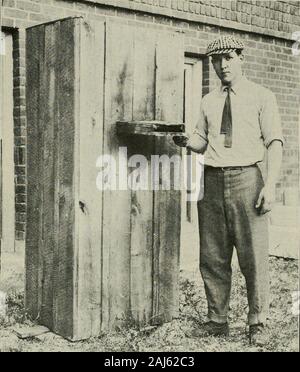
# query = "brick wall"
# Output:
<box><xmin>1</xmin><ymin>0</ymin><xmax>300</xmax><ymax>239</ymax></box>
<box><xmin>89</xmin><ymin>0</ymin><xmax>300</xmax><ymax>36</ymax></box>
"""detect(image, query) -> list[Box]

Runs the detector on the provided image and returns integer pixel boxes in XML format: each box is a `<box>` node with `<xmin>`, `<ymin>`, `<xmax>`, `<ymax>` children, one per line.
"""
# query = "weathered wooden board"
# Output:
<box><xmin>102</xmin><ymin>22</ymin><xmax>134</xmax><ymax>330</ymax></box>
<box><xmin>75</xmin><ymin>19</ymin><xmax>105</xmax><ymax>339</ymax></box>
<box><xmin>26</xmin><ymin>24</ymin><xmax>45</xmax><ymax>320</ymax></box>
<box><xmin>14</xmin><ymin>326</ymin><xmax>49</xmax><ymax>340</ymax></box>
<box><xmin>55</xmin><ymin>18</ymin><xmax>77</xmax><ymax>339</ymax></box>
<box><xmin>116</xmin><ymin>121</ymin><xmax>185</xmax><ymax>136</ymax></box>
<box><xmin>40</xmin><ymin>21</ymin><xmax>57</xmax><ymax>330</ymax></box>
<box><xmin>129</xmin><ymin>27</ymin><xmax>157</xmax><ymax>326</ymax></box>
<box><xmin>152</xmin><ymin>32</ymin><xmax>184</xmax><ymax>324</ymax></box>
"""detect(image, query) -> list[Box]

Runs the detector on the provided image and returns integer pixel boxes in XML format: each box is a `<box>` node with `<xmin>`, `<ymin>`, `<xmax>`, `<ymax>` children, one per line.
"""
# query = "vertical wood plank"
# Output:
<box><xmin>25</xmin><ymin>25</ymin><xmax>45</xmax><ymax>320</ymax></box>
<box><xmin>74</xmin><ymin>19</ymin><xmax>105</xmax><ymax>340</ymax></box>
<box><xmin>54</xmin><ymin>18</ymin><xmax>77</xmax><ymax>338</ymax></box>
<box><xmin>39</xmin><ymin>22</ymin><xmax>58</xmax><ymax>330</ymax></box>
<box><xmin>51</xmin><ymin>21</ymin><xmax>61</xmax><ymax>337</ymax></box>
<box><xmin>129</xmin><ymin>27</ymin><xmax>156</xmax><ymax>325</ymax></box>
<box><xmin>102</xmin><ymin>21</ymin><xmax>134</xmax><ymax>329</ymax></box>
<box><xmin>152</xmin><ymin>32</ymin><xmax>184</xmax><ymax>324</ymax></box>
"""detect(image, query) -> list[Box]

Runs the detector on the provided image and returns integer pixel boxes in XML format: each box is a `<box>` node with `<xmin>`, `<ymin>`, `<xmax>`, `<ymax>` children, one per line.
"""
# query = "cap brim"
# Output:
<box><xmin>206</xmin><ymin>48</ymin><xmax>243</xmax><ymax>56</ymax></box>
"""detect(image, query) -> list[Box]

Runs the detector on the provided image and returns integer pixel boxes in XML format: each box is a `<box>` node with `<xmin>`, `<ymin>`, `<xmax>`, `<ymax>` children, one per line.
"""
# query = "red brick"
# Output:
<box><xmin>3</xmin><ymin>0</ymin><xmax>16</xmax><ymax>7</ymax></box>
<box><xmin>1</xmin><ymin>17</ymin><xmax>15</xmax><ymax>27</ymax></box>
<box><xmin>16</xmin><ymin>186</ymin><xmax>26</xmax><ymax>195</ymax></box>
<box><xmin>16</xmin><ymin>194</ymin><xmax>26</xmax><ymax>204</ymax></box>
<box><xmin>15</xmin><ymin>136</ymin><xmax>26</xmax><ymax>146</ymax></box>
<box><xmin>16</xmin><ymin>224</ymin><xmax>26</xmax><ymax>234</ymax></box>
<box><xmin>16</xmin><ymin>175</ymin><xmax>26</xmax><ymax>185</ymax></box>
<box><xmin>15</xmin><ymin>166</ymin><xmax>26</xmax><ymax>176</ymax></box>
<box><xmin>16</xmin><ymin>213</ymin><xmax>26</xmax><ymax>223</ymax></box>
<box><xmin>4</xmin><ymin>7</ymin><xmax>28</xmax><ymax>19</ymax></box>
<box><xmin>16</xmin><ymin>0</ymin><xmax>40</xmax><ymax>12</ymax></box>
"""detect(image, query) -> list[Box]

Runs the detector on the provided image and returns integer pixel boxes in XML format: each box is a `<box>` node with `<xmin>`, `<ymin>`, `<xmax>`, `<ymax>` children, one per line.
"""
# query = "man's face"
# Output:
<box><xmin>211</xmin><ymin>51</ymin><xmax>244</xmax><ymax>85</ymax></box>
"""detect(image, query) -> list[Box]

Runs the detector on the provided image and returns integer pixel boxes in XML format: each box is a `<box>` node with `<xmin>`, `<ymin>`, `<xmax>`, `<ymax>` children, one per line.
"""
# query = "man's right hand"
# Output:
<box><xmin>173</xmin><ymin>134</ymin><xmax>189</xmax><ymax>148</ymax></box>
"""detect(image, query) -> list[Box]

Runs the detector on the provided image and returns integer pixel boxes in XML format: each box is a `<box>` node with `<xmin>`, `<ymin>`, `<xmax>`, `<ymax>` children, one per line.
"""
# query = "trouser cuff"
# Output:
<box><xmin>248</xmin><ymin>312</ymin><xmax>268</xmax><ymax>326</ymax></box>
<box><xmin>208</xmin><ymin>311</ymin><xmax>228</xmax><ymax>324</ymax></box>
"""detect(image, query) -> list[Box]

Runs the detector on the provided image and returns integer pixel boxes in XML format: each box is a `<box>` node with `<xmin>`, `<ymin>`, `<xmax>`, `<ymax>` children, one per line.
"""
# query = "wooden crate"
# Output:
<box><xmin>26</xmin><ymin>17</ymin><xmax>184</xmax><ymax>341</ymax></box>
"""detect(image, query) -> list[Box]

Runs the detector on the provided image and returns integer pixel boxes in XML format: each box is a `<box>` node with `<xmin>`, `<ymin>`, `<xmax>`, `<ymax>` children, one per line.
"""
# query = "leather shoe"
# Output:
<box><xmin>189</xmin><ymin>321</ymin><xmax>229</xmax><ymax>338</ymax></box>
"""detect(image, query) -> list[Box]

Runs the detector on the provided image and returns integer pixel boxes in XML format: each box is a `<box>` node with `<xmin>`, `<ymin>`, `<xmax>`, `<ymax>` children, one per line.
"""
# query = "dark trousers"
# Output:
<box><xmin>197</xmin><ymin>165</ymin><xmax>269</xmax><ymax>325</ymax></box>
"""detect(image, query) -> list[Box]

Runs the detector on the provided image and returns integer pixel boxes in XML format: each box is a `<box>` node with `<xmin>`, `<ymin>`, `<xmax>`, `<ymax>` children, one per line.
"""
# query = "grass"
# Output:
<box><xmin>0</xmin><ymin>256</ymin><xmax>298</xmax><ymax>352</ymax></box>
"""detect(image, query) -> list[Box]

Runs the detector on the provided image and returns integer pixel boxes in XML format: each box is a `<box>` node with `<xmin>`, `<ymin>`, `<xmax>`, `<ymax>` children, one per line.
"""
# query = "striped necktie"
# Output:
<box><xmin>220</xmin><ymin>87</ymin><xmax>232</xmax><ymax>148</ymax></box>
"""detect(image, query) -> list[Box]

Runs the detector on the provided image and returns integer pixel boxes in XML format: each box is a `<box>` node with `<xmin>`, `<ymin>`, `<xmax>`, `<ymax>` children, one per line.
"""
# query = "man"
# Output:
<box><xmin>174</xmin><ymin>35</ymin><xmax>283</xmax><ymax>346</ymax></box>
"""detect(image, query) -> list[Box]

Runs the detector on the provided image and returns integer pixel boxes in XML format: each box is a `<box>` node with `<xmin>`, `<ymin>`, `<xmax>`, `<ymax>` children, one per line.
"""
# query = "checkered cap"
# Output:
<box><xmin>206</xmin><ymin>36</ymin><xmax>245</xmax><ymax>56</ymax></box>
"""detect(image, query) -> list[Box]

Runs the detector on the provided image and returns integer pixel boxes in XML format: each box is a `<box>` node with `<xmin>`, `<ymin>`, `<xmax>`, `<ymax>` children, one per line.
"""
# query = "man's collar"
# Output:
<box><xmin>220</xmin><ymin>75</ymin><xmax>247</xmax><ymax>95</ymax></box>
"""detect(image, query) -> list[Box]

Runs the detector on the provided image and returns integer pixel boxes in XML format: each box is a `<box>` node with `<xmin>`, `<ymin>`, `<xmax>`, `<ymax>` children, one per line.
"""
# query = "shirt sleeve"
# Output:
<box><xmin>259</xmin><ymin>90</ymin><xmax>284</xmax><ymax>148</ymax></box>
<box><xmin>192</xmin><ymin>100</ymin><xmax>208</xmax><ymax>143</ymax></box>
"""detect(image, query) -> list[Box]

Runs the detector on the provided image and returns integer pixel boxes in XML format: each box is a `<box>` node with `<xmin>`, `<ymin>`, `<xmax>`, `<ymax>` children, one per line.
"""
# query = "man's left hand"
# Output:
<box><xmin>255</xmin><ymin>184</ymin><xmax>275</xmax><ymax>215</ymax></box>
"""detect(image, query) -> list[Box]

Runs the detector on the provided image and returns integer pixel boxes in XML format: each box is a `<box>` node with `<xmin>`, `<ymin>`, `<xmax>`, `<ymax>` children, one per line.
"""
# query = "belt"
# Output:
<box><xmin>205</xmin><ymin>164</ymin><xmax>258</xmax><ymax>172</ymax></box>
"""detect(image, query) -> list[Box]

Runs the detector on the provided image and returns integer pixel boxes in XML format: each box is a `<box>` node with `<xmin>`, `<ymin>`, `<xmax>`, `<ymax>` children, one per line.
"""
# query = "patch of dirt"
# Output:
<box><xmin>0</xmin><ymin>257</ymin><xmax>298</xmax><ymax>352</ymax></box>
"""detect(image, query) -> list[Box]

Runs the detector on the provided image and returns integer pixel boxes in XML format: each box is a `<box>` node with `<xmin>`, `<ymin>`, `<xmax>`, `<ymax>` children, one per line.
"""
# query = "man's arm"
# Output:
<box><xmin>256</xmin><ymin>140</ymin><xmax>283</xmax><ymax>214</ymax></box>
<box><xmin>173</xmin><ymin>133</ymin><xmax>208</xmax><ymax>153</ymax></box>
<box><xmin>256</xmin><ymin>89</ymin><xmax>284</xmax><ymax>215</ymax></box>
<box><xmin>187</xmin><ymin>134</ymin><xmax>208</xmax><ymax>153</ymax></box>
<box><xmin>173</xmin><ymin>99</ymin><xmax>208</xmax><ymax>153</ymax></box>
<box><xmin>265</xmin><ymin>140</ymin><xmax>283</xmax><ymax>186</ymax></box>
